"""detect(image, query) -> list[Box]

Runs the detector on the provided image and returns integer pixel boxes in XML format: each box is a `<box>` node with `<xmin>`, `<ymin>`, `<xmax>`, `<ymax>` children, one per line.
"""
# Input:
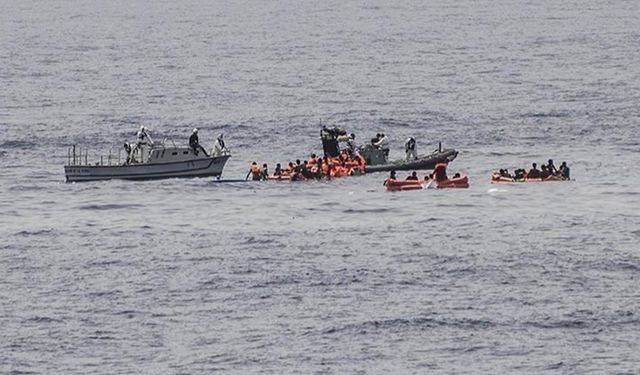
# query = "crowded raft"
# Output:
<box><xmin>491</xmin><ymin>159</ymin><xmax>570</xmax><ymax>183</ymax></box>
<box><xmin>246</xmin><ymin>148</ymin><xmax>367</xmax><ymax>182</ymax></box>
<box><xmin>383</xmin><ymin>160</ymin><xmax>469</xmax><ymax>191</ymax></box>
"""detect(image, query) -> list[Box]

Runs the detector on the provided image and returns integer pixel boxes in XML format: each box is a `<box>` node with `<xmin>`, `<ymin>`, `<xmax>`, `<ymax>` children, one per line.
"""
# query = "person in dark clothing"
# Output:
<box><xmin>301</xmin><ymin>161</ymin><xmax>314</xmax><ymax>179</ymax></box>
<box><xmin>383</xmin><ymin>170</ymin><xmax>397</xmax><ymax>186</ymax></box>
<box><xmin>371</xmin><ymin>133</ymin><xmax>381</xmax><ymax>146</ymax></box>
<box><xmin>123</xmin><ymin>143</ymin><xmax>132</xmax><ymax>164</ymax></box>
<box><xmin>260</xmin><ymin>164</ymin><xmax>269</xmax><ymax>180</ymax></box>
<box><xmin>514</xmin><ymin>168</ymin><xmax>526</xmax><ymax>180</ymax></box>
<box><xmin>189</xmin><ymin>128</ymin><xmax>208</xmax><ymax>156</ymax></box>
<box><xmin>547</xmin><ymin>159</ymin><xmax>558</xmax><ymax>175</ymax></box>
<box><xmin>527</xmin><ymin>163</ymin><xmax>541</xmax><ymax>179</ymax></box>
<box><xmin>559</xmin><ymin>161</ymin><xmax>570</xmax><ymax>180</ymax></box>
<box><xmin>540</xmin><ymin>165</ymin><xmax>551</xmax><ymax>179</ymax></box>
<box><xmin>274</xmin><ymin>163</ymin><xmax>283</xmax><ymax>177</ymax></box>
<box><xmin>315</xmin><ymin>158</ymin><xmax>324</xmax><ymax>179</ymax></box>
<box><xmin>406</xmin><ymin>171</ymin><xmax>419</xmax><ymax>181</ymax></box>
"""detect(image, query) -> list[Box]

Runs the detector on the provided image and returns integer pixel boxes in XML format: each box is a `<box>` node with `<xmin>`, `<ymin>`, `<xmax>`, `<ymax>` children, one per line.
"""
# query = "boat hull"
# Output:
<box><xmin>365</xmin><ymin>149</ymin><xmax>458</xmax><ymax>173</ymax></box>
<box><xmin>64</xmin><ymin>155</ymin><xmax>230</xmax><ymax>182</ymax></box>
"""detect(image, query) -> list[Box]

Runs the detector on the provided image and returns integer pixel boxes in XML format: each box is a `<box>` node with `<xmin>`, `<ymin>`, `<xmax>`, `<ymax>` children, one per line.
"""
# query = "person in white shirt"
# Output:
<box><xmin>211</xmin><ymin>133</ymin><xmax>228</xmax><ymax>156</ymax></box>
<box><xmin>405</xmin><ymin>137</ymin><xmax>417</xmax><ymax>161</ymax></box>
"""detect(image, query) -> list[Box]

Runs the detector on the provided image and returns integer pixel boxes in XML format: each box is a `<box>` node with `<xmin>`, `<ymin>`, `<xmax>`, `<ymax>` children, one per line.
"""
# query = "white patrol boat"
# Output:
<box><xmin>64</xmin><ymin>140</ymin><xmax>230</xmax><ymax>182</ymax></box>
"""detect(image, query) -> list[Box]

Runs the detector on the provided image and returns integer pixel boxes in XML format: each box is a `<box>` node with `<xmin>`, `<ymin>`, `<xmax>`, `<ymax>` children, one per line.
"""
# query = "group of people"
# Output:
<box><xmin>123</xmin><ymin>126</ymin><xmax>227</xmax><ymax>164</ymax></box>
<box><xmin>383</xmin><ymin>160</ymin><xmax>459</xmax><ymax>186</ymax></box>
<box><xmin>189</xmin><ymin>128</ymin><xmax>227</xmax><ymax>157</ymax></box>
<box><xmin>498</xmin><ymin>159</ymin><xmax>570</xmax><ymax>180</ymax></box>
<box><xmin>246</xmin><ymin>149</ymin><xmax>367</xmax><ymax>181</ymax></box>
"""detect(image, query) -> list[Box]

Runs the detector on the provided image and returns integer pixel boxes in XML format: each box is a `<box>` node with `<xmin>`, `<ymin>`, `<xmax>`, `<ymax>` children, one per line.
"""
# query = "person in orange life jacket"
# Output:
<box><xmin>286</xmin><ymin>162</ymin><xmax>295</xmax><ymax>174</ymax></box>
<box><xmin>526</xmin><ymin>163</ymin><xmax>541</xmax><ymax>179</ymax></box>
<box><xmin>383</xmin><ymin>170</ymin><xmax>397</xmax><ymax>186</ymax></box>
<box><xmin>433</xmin><ymin>160</ymin><xmax>448</xmax><ymax>182</ymax></box>
<box><xmin>406</xmin><ymin>171</ymin><xmax>419</xmax><ymax>181</ymax></box>
<box><xmin>245</xmin><ymin>162</ymin><xmax>262</xmax><ymax>181</ymax></box>
<box><xmin>339</xmin><ymin>150</ymin><xmax>349</xmax><ymax>163</ymax></box>
<box><xmin>308</xmin><ymin>153</ymin><xmax>318</xmax><ymax>165</ymax></box>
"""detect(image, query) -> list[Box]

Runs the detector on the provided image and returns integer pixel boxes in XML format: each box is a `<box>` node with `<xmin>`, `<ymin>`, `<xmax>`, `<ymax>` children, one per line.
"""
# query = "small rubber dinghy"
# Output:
<box><xmin>435</xmin><ymin>175</ymin><xmax>469</xmax><ymax>189</ymax></box>
<box><xmin>384</xmin><ymin>175</ymin><xmax>469</xmax><ymax>191</ymax></box>
<box><xmin>384</xmin><ymin>179</ymin><xmax>425</xmax><ymax>191</ymax></box>
<box><xmin>491</xmin><ymin>173</ymin><xmax>566</xmax><ymax>184</ymax></box>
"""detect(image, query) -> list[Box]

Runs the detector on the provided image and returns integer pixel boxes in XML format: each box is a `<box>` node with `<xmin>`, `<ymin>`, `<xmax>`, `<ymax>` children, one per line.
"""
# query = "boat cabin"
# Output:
<box><xmin>147</xmin><ymin>146</ymin><xmax>208</xmax><ymax>163</ymax></box>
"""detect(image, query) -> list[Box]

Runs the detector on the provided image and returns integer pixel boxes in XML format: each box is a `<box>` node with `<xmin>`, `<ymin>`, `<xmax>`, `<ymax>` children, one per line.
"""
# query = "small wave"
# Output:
<box><xmin>526</xmin><ymin>320</ymin><xmax>588</xmax><ymax>329</ymax></box>
<box><xmin>86</xmin><ymin>290</ymin><xmax>121</xmax><ymax>297</ymax></box>
<box><xmin>320</xmin><ymin>317</ymin><xmax>494</xmax><ymax>335</ymax></box>
<box><xmin>88</xmin><ymin>260</ymin><xmax>123</xmax><ymax>267</ymax></box>
<box><xmin>524</xmin><ymin>111</ymin><xmax>570</xmax><ymax>118</ymax></box>
<box><xmin>114</xmin><ymin>310</ymin><xmax>137</xmax><ymax>317</ymax></box>
<box><xmin>15</xmin><ymin>229</ymin><xmax>53</xmax><ymax>236</ymax></box>
<box><xmin>342</xmin><ymin>207</ymin><xmax>390</xmax><ymax>214</ymax></box>
<box><xmin>0</xmin><ymin>140</ymin><xmax>36</xmax><ymax>149</ymax></box>
<box><xmin>77</xmin><ymin>203</ymin><xmax>142</xmax><ymax>210</ymax></box>
<box><xmin>25</xmin><ymin>316</ymin><xmax>63</xmax><ymax>324</ymax></box>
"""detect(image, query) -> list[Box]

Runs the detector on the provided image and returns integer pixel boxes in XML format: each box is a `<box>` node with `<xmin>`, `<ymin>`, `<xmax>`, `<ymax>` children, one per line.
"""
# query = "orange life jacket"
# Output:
<box><xmin>433</xmin><ymin>163</ymin><xmax>448</xmax><ymax>181</ymax></box>
<box><xmin>250</xmin><ymin>164</ymin><xmax>262</xmax><ymax>178</ymax></box>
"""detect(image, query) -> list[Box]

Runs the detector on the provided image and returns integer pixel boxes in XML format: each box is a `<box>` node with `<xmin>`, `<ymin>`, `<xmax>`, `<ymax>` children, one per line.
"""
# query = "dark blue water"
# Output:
<box><xmin>1</xmin><ymin>0</ymin><xmax>639</xmax><ymax>373</ymax></box>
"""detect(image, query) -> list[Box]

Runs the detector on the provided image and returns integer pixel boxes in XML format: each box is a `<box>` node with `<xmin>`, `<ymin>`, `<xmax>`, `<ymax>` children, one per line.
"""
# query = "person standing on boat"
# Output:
<box><xmin>345</xmin><ymin>133</ymin><xmax>357</xmax><ymax>154</ymax></box>
<box><xmin>189</xmin><ymin>128</ymin><xmax>208</xmax><ymax>156</ymax></box>
<box><xmin>132</xmin><ymin>126</ymin><xmax>153</xmax><ymax>162</ymax></box>
<box><xmin>374</xmin><ymin>133</ymin><xmax>390</xmax><ymax>158</ymax></box>
<box><xmin>212</xmin><ymin>133</ymin><xmax>227</xmax><ymax>156</ymax></box>
<box><xmin>137</xmin><ymin>126</ymin><xmax>153</xmax><ymax>147</ymax></box>
<box><xmin>405</xmin><ymin>137</ymin><xmax>417</xmax><ymax>161</ymax></box>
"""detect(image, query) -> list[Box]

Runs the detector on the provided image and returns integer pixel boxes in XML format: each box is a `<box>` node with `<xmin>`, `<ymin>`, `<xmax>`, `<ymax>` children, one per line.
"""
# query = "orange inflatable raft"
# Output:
<box><xmin>435</xmin><ymin>176</ymin><xmax>469</xmax><ymax>189</ymax></box>
<box><xmin>384</xmin><ymin>179</ymin><xmax>424</xmax><ymax>191</ymax></box>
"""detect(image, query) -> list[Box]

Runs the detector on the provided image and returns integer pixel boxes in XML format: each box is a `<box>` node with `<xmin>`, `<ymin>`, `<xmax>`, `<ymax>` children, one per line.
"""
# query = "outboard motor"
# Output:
<box><xmin>320</xmin><ymin>126</ymin><xmax>345</xmax><ymax>158</ymax></box>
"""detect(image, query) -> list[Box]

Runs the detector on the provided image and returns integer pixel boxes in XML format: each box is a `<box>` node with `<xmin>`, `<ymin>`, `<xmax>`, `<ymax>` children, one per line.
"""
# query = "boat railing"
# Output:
<box><xmin>67</xmin><ymin>144</ymin><xmax>131</xmax><ymax>166</ymax></box>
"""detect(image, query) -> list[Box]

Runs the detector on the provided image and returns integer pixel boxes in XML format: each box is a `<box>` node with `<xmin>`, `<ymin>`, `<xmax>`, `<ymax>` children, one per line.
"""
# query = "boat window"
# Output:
<box><xmin>183</xmin><ymin>151</ymin><xmax>189</xmax><ymax>155</ymax></box>
<box><xmin>172</xmin><ymin>152</ymin><xmax>178</xmax><ymax>155</ymax></box>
